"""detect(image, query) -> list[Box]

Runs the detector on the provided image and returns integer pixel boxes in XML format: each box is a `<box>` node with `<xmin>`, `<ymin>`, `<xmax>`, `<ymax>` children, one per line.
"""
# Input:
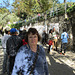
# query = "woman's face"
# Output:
<box><xmin>51</xmin><ymin>30</ymin><xmax>53</xmax><ymax>33</ymax></box>
<box><xmin>28</xmin><ymin>33</ymin><xmax>38</xmax><ymax>45</ymax></box>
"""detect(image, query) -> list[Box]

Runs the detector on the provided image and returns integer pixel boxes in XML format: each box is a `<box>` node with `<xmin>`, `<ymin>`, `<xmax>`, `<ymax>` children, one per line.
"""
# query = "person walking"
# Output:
<box><xmin>60</xmin><ymin>28</ymin><xmax>69</xmax><ymax>55</ymax></box>
<box><xmin>42</xmin><ymin>30</ymin><xmax>48</xmax><ymax>46</ymax></box>
<box><xmin>48</xmin><ymin>29</ymin><xmax>53</xmax><ymax>54</ymax></box>
<box><xmin>12</xmin><ymin>28</ymin><xmax>48</xmax><ymax>75</ymax></box>
<box><xmin>1</xmin><ymin>28</ymin><xmax>11</xmax><ymax>74</ymax></box>
<box><xmin>6</xmin><ymin>28</ymin><xmax>23</xmax><ymax>75</ymax></box>
<box><xmin>52</xmin><ymin>27</ymin><xmax>59</xmax><ymax>51</ymax></box>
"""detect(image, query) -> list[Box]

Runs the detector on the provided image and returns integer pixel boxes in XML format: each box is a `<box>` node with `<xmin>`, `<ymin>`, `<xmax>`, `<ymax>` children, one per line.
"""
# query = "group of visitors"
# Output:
<box><xmin>47</xmin><ymin>27</ymin><xmax>69</xmax><ymax>55</ymax></box>
<box><xmin>1</xmin><ymin>27</ymin><xmax>48</xmax><ymax>75</ymax></box>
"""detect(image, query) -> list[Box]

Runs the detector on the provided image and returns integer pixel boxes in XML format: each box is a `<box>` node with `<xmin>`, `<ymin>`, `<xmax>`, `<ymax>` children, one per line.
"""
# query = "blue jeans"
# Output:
<box><xmin>61</xmin><ymin>43</ymin><xmax>67</xmax><ymax>53</ymax></box>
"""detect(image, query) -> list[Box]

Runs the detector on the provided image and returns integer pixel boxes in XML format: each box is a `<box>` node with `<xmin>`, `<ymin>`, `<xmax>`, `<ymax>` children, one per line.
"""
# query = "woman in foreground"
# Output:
<box><xmin>12</xmin><ymin>28</ymin><xmax>48</xmax><ymax>75</ymax></box>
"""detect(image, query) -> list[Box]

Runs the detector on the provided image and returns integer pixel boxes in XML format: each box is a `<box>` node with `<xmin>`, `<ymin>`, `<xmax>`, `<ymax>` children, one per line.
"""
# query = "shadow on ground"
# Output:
<box><xmin>46</xmin><ymin>51</ymin><xmax>75</xmax><ymax>75</ymax></box>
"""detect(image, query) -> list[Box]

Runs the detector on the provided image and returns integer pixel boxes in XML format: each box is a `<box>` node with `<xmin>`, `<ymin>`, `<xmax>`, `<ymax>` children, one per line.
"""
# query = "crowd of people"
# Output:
<box><xmin>1</xmin><ymin>26</ymin><xmax>69</xmax><ymax>75</ymax></box>
<box><xmin>1</xmin><ymin>27</ymin><xmax>49</xmax><ymax>75</ymax></box>
<box><xmin>42</xmin><ymin>27</ymin><xmax>69</xmax><ymax>55</ymax></box>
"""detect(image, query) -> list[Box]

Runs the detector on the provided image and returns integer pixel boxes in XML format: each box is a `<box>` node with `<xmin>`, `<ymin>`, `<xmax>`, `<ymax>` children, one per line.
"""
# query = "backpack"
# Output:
<box><xmin>9</xmin><ymin>37</ymin><xmax>18</xmax><ymax>56</ymax></box>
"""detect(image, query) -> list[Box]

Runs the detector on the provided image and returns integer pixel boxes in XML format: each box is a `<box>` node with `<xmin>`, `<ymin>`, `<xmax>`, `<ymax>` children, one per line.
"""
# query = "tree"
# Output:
<box><xmin>12</xmin><ymin>0</ymin><xmax>35</xmax><ymax>19</ymax></box>
<box><xmin>12</xmin><ymin>0</ymin><xmax>54</xmax><ymax>19</ymax></box>
<box><xmin>0</xmin><ymin>8</ymin><xmax>9</xmax><ymax>14</ymax></box>
<box><xmin>0</xmin><ymin>8</ymin><xmax>10</xmax><ymax>26</ymax></box>
<box><xmin>37</xmin><ymin>0</ymin><xmax>52</xmax><ymax>12</ymax></box>
<box><xmin>0</xmin><ymin>0</ymin><xmax>12</xmax><ymax>23</ymax></box>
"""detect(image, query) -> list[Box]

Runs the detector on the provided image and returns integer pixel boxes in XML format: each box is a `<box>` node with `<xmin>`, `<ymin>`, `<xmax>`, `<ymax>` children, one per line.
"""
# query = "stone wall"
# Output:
<box><xmin>69</xmin><ymin>12</ymin><xmax>75</xmax><ymax>52</ymax></box>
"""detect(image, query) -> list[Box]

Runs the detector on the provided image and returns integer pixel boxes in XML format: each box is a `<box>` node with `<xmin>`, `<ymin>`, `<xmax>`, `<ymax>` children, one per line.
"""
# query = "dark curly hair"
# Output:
<box><xmin>63</xmin><ymin>28</ymin><xmax>66</xmax><ymax>32</ymax></box>
<box><xmin>25</xmin><ymin>28</ymin><xmax>41</xmax><ymax>43</ymax></box>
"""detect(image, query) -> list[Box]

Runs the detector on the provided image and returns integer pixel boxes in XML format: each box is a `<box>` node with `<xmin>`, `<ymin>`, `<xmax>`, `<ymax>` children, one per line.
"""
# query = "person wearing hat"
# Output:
<box><xmin>1</xmin><ymin>28</ymin><xmax>11</xmax><ymax>74</ymax></box>
<box><xmin>6</xmin><ymin>28</ymin><xmax>23</xmax><ymax>75</ymax></box>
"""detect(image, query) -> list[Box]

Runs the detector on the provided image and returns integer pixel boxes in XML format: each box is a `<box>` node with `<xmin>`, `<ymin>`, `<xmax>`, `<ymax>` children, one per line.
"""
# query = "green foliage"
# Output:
<box><xmin>8</xmin><ymin>23</ymin><xmax>22</xmax><ymax>29</ymax></box>
<box><xmin>12</xmin><ymin>0</ymin><xmax>53</xmax><ymax>19</ymax></box>
<box><xmin>38</xmin><ymin>0</ymin><xmax>52</xmax><ymax>12</ymax></box>
<box><xmin>25</xmin><ymin>2</ymin><xmax>75</xmax><ymax>25</ymax></box>
<box><xmin>49</xmin><ymin>2</ymin><xmax>75</xmax><ymax>17</ymax></box>
<box><xmin>17</xmin><ymin>12</ymin><xmax>27</xmax><ymax>20</ymax></box>
<box><xmin>0</xmin><ymin>8</ymin><xmax>9</xmax><ymax>14</ymax></box>
<box><xmin>67</xmin><ymin>3</ymin><xmax>75</xmax><ymax>14</ymax></box>
<box><xmin>12</xmin><ymin>0</ymin><xmax>35</xmax><ymax>17</ymax></box>
<box><xmin>0</xmin><ymin>13</ymin><xmax>20</xmax><ymax>27</ymax></box>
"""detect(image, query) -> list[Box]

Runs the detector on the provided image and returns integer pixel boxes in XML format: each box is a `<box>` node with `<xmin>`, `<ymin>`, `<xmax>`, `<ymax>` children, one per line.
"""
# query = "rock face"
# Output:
<box><xmin>70</xmin><ymin>12</ymin><xmax>75</xmax><ymax>52</ymax></box>
<box><xmin>31</xmin><ymin>12</ymin><xmax>75</xmax><ymax>52</ymax></box>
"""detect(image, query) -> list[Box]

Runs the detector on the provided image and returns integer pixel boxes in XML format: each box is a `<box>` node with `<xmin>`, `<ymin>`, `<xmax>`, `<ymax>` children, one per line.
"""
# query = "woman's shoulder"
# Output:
<box><xmin>17</xmin><ymin>45</ymin><xmax>28</xmax><ymax>54</ymax></box>
<box><xmin>16</xmin><ymin>45</ymin><xmax>29</xmax><ymax>58</ymax></box>
<box><xmin>39</xmin><ymin>45</ymin><xmax>43</xmax><ymax>49</ymax></box>
<box><xmin>38</xmin><ymin>45</ymin><xmax>46</xmax><ymax>57</ymax></box>
<box><xmin>38</xmin><ymin>45</ymin><xmax>45</xmax><ymax>53</ymax></box>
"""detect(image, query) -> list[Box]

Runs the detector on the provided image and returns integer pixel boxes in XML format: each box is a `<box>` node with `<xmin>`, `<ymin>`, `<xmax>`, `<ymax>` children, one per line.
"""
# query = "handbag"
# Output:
<box><xmin>27</xmin><ymin>45</ymin><xmax>39</xmax><ymax>75</ymax></box>
<box><xmin>48</xmin><ymin>40</ymin><xmax>53</xmax><ymax>45</ymax></box>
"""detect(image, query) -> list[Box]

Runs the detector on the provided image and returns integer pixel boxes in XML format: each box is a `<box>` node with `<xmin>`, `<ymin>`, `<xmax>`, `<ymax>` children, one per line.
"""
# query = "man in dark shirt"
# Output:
<box><xmin>42</xmin><ymin>30</ymin><xmax>48</xmax><ymax>45</ymax></box>
<box><xmin>6</xmin><ymin>28</ymin><xmax>23</xmax><ymax>75</ymax></box>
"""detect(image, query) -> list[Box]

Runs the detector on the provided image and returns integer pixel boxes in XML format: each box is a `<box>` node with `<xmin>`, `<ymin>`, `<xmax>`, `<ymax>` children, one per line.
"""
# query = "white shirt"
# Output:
<box><xmin>1</xmin><ymin>34</ymin><xmax>11</xmax><ymax>49</ymax></box>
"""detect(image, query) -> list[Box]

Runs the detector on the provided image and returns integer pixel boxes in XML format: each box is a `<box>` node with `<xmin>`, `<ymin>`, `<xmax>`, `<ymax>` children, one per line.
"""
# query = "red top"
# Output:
<box><xmin>22</xmin><ymin>39</ymin><xmax>27</xmax><ymax>45</ymax></box>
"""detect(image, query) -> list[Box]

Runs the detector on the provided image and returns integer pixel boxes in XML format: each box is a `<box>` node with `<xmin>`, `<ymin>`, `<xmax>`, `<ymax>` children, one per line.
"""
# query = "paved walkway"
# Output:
<box><xmin>0</xmin><ymin>46</ymin><xmax>4</xmax><ymax>75</ymax></box>
<box><xmin>44</xmin><ymin>45</ymin><xmax>75</xmax><ymax>75</ymax></box>
<box><xmin>0</xmin><ymin>44</ymin><xmax>75</xmax><ymax>75</ymax></box>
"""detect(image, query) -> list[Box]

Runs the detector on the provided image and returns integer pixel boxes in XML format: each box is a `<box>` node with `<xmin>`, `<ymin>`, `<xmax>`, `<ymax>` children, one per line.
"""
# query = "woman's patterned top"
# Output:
<box><xmin>12</xmin><ymin>45</ymin><xmax>48</xmax><ymax>75</ymax></box>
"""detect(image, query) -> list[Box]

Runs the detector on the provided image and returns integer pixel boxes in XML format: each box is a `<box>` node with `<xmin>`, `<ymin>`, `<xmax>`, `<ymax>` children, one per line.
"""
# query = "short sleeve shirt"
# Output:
<box><xmin>61</xmin><ymin>32</ymin><xmax>69</xmax><ymax>43</ymax></box>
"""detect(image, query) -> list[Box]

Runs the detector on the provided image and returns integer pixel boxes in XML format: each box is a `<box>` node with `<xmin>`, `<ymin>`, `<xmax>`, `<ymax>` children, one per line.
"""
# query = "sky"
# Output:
<box><xmin>59</xmin><ymin>0</ymin><xmax>75</xmax><ymax>3</ymax></box>
<box><xmin>0</xmin><ymin>0</ymin><xmax>14</xmax><ymax>10</ymax></box>
<box><xmin>0</xmin><ymin>0</ymin><xmax>75</xmax><ymax>10</ymax></box>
